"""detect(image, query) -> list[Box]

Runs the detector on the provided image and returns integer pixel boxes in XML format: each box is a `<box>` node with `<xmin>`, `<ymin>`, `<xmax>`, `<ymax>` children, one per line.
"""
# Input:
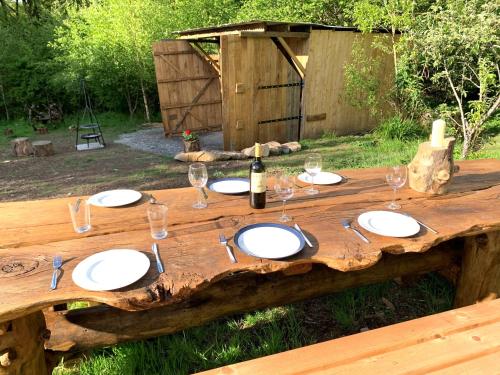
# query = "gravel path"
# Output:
<box><xmin>114</xmin><ymin>128</ymin><xmax>224</xmax><ymax>156</ymax></box>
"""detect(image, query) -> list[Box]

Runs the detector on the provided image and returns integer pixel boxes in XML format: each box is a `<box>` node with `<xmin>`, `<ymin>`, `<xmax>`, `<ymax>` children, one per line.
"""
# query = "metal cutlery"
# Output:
<box><xmin>402</xmin><ymin>213</ymin><xmax>438</xmax><ymax>234</ymax></box>
<box><xmin>50</xmin><ymin>255</ymin><xmax>62</xmax><ymax>290</ymax></box>
<box><xmin>294</xmin><ymin>223</ymin><xmax>313</xmax><ymax>248</ymax></box>
<box><xmin>341</xmin><ymin>219</ymin><xmax>370</xmax><ymax>244</ymax></box>
<box><xmin>152</xmin><ymin>243</ymin><xmax>164</xmax><ymax>273</ymax></box>
<box><xmin>219</xmin><ymin>234</ymin><xmax>237</xmax><ymax>263</ymax></box>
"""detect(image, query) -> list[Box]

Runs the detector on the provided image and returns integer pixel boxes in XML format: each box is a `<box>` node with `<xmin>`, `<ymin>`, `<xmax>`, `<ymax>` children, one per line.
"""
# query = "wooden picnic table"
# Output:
<box><xmin>0</xmin><ymin>159</ymin><xmax>499</xmax><ymax>374</ymax></box>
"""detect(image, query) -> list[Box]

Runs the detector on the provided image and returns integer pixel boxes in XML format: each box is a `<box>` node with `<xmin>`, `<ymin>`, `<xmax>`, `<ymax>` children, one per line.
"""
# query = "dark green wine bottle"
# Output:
<box><xmin>249</xmin><ymin>143</ymin><xmax>266</xmax><ymax>209</ymax></box>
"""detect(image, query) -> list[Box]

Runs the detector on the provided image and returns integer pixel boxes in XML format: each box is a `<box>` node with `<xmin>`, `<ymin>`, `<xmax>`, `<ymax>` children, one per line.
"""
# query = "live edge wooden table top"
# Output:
<box><xmin>1</xmin><ymin>159</ymin><xmax>499</xmax><ymax>325</ymax></box>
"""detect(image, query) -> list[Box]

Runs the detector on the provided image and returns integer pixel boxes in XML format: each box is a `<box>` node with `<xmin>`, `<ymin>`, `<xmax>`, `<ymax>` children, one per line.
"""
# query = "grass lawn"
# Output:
<box><xmin>1</xmin><ymin>114</ymin><xmax>498</xmax><ymax>374</ymax></box>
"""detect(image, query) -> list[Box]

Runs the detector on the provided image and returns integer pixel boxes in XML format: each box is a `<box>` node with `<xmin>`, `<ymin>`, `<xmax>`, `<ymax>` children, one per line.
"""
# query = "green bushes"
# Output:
<box><xmin>374</xmin><ymin>116</ymin><xmax>428</xmax><ymax>142</ymax></box>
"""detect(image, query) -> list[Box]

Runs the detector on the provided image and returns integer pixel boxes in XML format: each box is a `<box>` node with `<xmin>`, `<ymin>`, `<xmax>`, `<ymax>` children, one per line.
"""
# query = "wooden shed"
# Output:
<box><xmin>153</xmin><ymin>21</ymin><xmax>395</xmax><ymax>151</ymax></box>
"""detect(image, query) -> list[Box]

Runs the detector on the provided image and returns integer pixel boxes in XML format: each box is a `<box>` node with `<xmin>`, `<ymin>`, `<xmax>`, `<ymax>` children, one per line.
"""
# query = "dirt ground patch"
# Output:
<box><xmin>0</xmin><ymin>129</ymin><xmax>246</xmax><ymax>202</ymax></box>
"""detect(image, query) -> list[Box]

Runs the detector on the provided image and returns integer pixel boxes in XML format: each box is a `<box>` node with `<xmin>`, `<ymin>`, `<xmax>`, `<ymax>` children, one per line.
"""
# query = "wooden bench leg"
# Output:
<box><xmin>0</xmin><ymin>311</ymin><xmax>49</xmax><ymax>375</ymax></box>
<box><xmin>454</xmin><ymin>231</ymin><xmax>500</xmax><ymax>308</ymax></box>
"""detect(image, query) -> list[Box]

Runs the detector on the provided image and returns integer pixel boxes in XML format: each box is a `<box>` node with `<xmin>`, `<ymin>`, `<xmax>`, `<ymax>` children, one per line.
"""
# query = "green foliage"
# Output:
<box><xmin>374</xmin><ymin>115</ymin><xmax>428</xmax><ymax>142</ymax></box>
<box><xmin>0</xmin><ymin>12</ymin><xmax>65</xmax><ymax>119</ymax></box>
<box><xmin>409</xmin><ymin>0</ymin><xmax>500</xmax><ymax>158</ymax></box>
<box><xmin>52</xmin><ymin>0</ymin><xmax>171</xmax><ymax>120</ymax></box>
<box><xmin>235</xmin><ymin>0</ymin><xmax>351</xmax><ymax>24</ymax></box>
<box><xmin>169</xmin><ymin>0</ymin><xmax>240</xmax><ymax>30</ymax></box>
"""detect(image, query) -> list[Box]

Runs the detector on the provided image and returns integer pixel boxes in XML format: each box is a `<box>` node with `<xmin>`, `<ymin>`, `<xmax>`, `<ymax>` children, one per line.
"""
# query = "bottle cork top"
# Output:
<box><xmin>254</xmin><ymin>142</ymin><xmax>261</xmax><ymax>158</ymax></box>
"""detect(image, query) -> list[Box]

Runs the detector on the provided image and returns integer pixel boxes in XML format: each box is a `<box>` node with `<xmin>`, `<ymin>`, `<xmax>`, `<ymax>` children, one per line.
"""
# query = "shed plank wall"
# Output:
<box><xmin>302</xmin><ymin>30</ymin><xmax>395</xmax><ymax>139</ymax></box>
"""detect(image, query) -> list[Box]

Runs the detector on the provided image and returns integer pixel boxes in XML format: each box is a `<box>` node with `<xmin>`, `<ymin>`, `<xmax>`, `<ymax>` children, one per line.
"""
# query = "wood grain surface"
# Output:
<box><xmin>0</xmin><ymin>160</ymin><xmax>499</xmax><ymax>324</ymax></box>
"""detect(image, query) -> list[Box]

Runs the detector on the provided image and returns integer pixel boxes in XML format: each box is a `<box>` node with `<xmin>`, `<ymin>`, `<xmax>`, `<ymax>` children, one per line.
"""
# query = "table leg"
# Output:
<box><xmin>454</xmin><ymin>231</ymin><xmax>500</xmax><ymax>308</ymax></box>
<box><xmin>0</xmin><ymin>311</ymin><xmax>49</xmax><ymax>375</ymax></box>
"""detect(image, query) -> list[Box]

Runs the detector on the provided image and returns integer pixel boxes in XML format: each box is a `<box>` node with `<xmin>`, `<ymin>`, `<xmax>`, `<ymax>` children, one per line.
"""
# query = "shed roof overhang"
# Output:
<box><xmin>175</xmin><ymin>20</ymin><xmax>370</xmax><ymax>40</ymax></box>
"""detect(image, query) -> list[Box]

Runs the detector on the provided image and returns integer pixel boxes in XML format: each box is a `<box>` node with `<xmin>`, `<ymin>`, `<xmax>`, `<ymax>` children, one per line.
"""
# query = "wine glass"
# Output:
<box><xmin>274</xmin><ymin>173</ymin><xmax>295</xmax><ymax>222</ymax></box>
<box><xmin>188</xmin><ymin>163</ymin><xmax>208</xmax><ymax>209</ymax></box>
<box><xmin>304</xmin><ymin>153</ymin><xmax>322</xmax><ymax>195</ymax></box>
<box><xmin>385</xmin><ymin>165</ymin><xmax>407</xmax><ymax>210</ymax></box>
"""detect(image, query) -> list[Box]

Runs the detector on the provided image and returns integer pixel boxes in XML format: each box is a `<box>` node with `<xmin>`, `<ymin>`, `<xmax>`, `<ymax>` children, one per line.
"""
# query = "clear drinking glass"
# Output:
<box><xmin>147</xmin><ymin>202</ymin><xmax>168</xmax><ymax>239</ymax></box>
<box><xmin>304</xmin><ymin>153</ymin><xmax>322</xmax><ymax>195</ymax></box>
<box><xmin>274</xmin><ymin>173</ymin><xmax>295</xmax><ymax>222</ymax></box>
<box><xmin>386</xmin><ymin>165</ymin><xmax>408</xmax><ymax>210</ymax></box>
<box><xmin>188</xmin><ymin>163</ymin><xmax>208</xmax><ymax>209</ymax></box>
<box><xmin>68</xmin><ymin>199</ymin><xmax>91</xmax><ymax>233</ymax></box>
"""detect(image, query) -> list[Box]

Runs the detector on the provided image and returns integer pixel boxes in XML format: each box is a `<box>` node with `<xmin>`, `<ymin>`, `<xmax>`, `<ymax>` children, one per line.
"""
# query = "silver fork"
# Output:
<box><xmin>341</xmin><ymin>219</ymin><xmax>370</xmax><ymax>244</ymax></box>
<box><xmin>219</xmin><ymin>234</ymin><xmax>237</xmax><ymax>263</ymax></box>
<box><xmin>50</xmin><ymin>255</ymin><xmax>62</xmax><ymax>290</ymax></box>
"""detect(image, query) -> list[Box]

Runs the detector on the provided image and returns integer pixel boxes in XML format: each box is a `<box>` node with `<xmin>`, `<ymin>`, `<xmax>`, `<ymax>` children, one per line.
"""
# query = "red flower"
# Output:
<box><xmin>185</xmin><ymin>130</ymin><xmax>191</xmax><ymax>136</ymax></box>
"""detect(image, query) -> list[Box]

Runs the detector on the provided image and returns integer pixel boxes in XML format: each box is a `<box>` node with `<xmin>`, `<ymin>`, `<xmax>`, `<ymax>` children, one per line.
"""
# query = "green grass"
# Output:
<box><xmin>54</xmin><ymin>275</ymin><xmax>453</xmax><ymax>375</ymax></box>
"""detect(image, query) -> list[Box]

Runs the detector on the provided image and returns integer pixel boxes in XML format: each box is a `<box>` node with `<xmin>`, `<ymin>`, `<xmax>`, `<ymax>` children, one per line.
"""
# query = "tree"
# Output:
<box><xmin>411</xmin><ymin>0</ymin><xmax>499</xmax><ymax>158</ymax></box>
<box><xmin>53</xmin><ymin>0</ymin><xmax>171</xmax><ymax>121</ymax></box>
<box><xmin>235</xmin><ymin>0</ymin><xmax>351</xmax><ymax>25</ymax></box>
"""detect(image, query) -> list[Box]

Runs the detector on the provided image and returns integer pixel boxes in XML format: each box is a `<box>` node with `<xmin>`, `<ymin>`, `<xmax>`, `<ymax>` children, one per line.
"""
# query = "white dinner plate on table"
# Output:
<box><xmin>72</xmin><ymin>249</ymin><xmax>150</xmax><ymax>291</ymax></box>
<box><xmin>234</xmin><ymin>223</ymin><xmax>305</xmax><ymax>259</ymax></box>
<box><xmin>208</xmin><ymin>178</ymin><xmax>250</xmax><ymax>194</ymax></box>
<box><xmin>88</xmin><ymin>189</ymin><xmax>142</xmax><ymax>207</ymax></box>
<box><xmin>357</xmin><ymin>211</ymin><xmax>420</xmax><ymax>237</ymax></box>
<box><xmin>298</xmin><ymin>172</ymin><xmax>343</xmax><ymax>185</ymax></box>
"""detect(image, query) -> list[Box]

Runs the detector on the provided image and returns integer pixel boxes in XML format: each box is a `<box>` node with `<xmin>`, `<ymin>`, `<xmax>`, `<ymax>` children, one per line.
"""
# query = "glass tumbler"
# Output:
<box><xmin>68</xmin><ymin>199</ymin><xmax>91</xmax><ymax>233</ymax></box>
<box><xmin>147</xmin><ymin>203</ymin><xmax>168</xmax><ymax>240</ymax></box>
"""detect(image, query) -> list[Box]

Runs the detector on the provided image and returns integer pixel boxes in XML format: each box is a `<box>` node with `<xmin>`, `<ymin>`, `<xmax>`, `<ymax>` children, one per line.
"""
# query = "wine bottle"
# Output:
<box><xmin>249</xmin><ymin>142</ymin><xmax>266</xmax><ymax>209</ymax></box>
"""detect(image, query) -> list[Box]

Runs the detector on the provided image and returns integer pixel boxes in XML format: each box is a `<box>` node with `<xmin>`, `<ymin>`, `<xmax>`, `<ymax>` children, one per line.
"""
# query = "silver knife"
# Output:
<box><xmin>403</xmin><ymin>213</ymin><xmax>438</xmax><ymax>234</ymax></box>
<box><xmin>152</xmin><ymin>243</ymin><xmax>164</xmax><ymax>273</ymax></box>
<box><xmin>294</xmin><ymin>224</ymin><xmax>313</xmax><ymax>248</ymax></box>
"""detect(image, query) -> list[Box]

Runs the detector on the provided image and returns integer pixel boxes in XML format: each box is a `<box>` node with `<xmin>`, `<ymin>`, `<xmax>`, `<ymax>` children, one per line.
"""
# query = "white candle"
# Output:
<box><xmin>431</xmin><ymin>119</ymin><xmax>446</xmax><ymax>147</ymax></box>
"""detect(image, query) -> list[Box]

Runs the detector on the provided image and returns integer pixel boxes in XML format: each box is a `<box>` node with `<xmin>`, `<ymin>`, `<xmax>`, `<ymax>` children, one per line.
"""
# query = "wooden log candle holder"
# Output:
<box><xmin>408</xmin><ymin>137</ymin><xmax>457</xmax><ymax>195</ymax></box>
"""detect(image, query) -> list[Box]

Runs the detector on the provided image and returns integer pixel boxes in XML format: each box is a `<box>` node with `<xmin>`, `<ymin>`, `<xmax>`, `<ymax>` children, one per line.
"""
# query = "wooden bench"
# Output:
<box><xmin>198</xmin><ymin>298</ymin><xmax>500</xmax><ymax>374</ymax></box>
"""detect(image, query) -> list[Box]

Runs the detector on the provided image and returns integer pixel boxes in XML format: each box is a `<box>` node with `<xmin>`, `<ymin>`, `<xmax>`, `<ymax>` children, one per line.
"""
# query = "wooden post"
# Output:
<box><xmin>408</xmin><ymin>137</ymin><xmax>456</xmax><ymax>195</ymax></box>
<box><xmin>454</xmin><ymin>231</ymin><xmax>500</xmax><ymax>308</ymax></box>
<box><xmin>0</xmin><ymin>311</ymin><xmax>49</xmax><ymax>375</ymax></box>
<box><xmin>10</xmin><ymin>138</ymin><xmax>33</xmax><ymax>157</ymax></box>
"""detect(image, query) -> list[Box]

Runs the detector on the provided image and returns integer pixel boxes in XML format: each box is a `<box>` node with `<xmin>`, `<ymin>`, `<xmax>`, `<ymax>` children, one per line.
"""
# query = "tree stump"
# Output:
<box><xmin>408</xmin><ymin>137</ymin><xmax>456</xmax><ymax>195</ymax></box>
<box><xmin>32</xmin><ymin>141</ymin><xmax>54</xmax><ymax>157</ymax></box>
<box><xmin>10</xmin><ymin>138</ymin><xmax>33</xmax><ymax>157</ymax></box>
<box><xmin>183</xmin><ymin>139</ymin><xmax>200</xmax><ymax>153</ymax></box>
<box><xmin>0</xmin><ymin>311</ymin><xmax>49</xmax><ymax>375</ymax></box>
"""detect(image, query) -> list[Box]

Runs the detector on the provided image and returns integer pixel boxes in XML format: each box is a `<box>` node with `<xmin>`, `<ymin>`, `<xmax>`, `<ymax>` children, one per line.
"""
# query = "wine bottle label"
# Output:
<box><xmin>251</xmin><ymin>172</ymin><xmax>267</xmax><ymax>193</ymax></box>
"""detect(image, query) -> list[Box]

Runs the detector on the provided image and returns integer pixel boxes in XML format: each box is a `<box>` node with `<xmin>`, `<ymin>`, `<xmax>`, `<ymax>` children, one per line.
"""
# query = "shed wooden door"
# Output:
<box><xmin>153</xmin><ymin>40</ymin><xmax>222</xmax><ymax>136</ymax></box>
<box><xmin>220</xmin><ymin>36</ymin><xmax>306</xmax><ymax>151</ymax></box>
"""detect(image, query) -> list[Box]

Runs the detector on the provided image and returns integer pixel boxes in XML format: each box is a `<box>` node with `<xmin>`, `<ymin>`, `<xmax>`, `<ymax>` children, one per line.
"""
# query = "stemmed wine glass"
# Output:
<box><xmin>188</xmin><ymin>163</ymin><xmax>208</xmax><ymax>209</ymax></box>
<box><xmin>304</xmin><ymin>153</ymin><xmax>322</xmax><ymax>195</ymax></box>
<box><xmin>274</xmin><ymin>173</ymin><xmax>295</xmax><ymax>222</ymax></box>
<box><xmin>385</xmin><ymin>165</ymin><xmax>407</xmax><ymax>210</ymax></box>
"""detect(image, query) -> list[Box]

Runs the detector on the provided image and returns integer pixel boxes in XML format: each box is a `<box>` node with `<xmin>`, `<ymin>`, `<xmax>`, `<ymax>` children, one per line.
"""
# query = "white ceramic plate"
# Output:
<box><xmin>298</xmin><ymin>172</ymin><xmax>343</xmax><ymax>185</ymax></box>
<box><xmin>88</xmin><ymin>189</ymin><xmax>142</xmax><ymax>207</ymax></box>
<box><xmin>208</xmin><ymin>178</ymin><xmax>250</xmax><ymax>194</ymax></box>
<box><xmin>358</xmin><ymin>211</ymin><xmax>421</xmax><ymax>237</ymax></box>
<box><xmin>72</xmin><ymin>249</ymin><xmax>150</xmax><ymax>291</ymax></box>
<box><xmin>234</xmin><ymin>223</ymin><xmax>305</xmax><ymax>259</ymax></box>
